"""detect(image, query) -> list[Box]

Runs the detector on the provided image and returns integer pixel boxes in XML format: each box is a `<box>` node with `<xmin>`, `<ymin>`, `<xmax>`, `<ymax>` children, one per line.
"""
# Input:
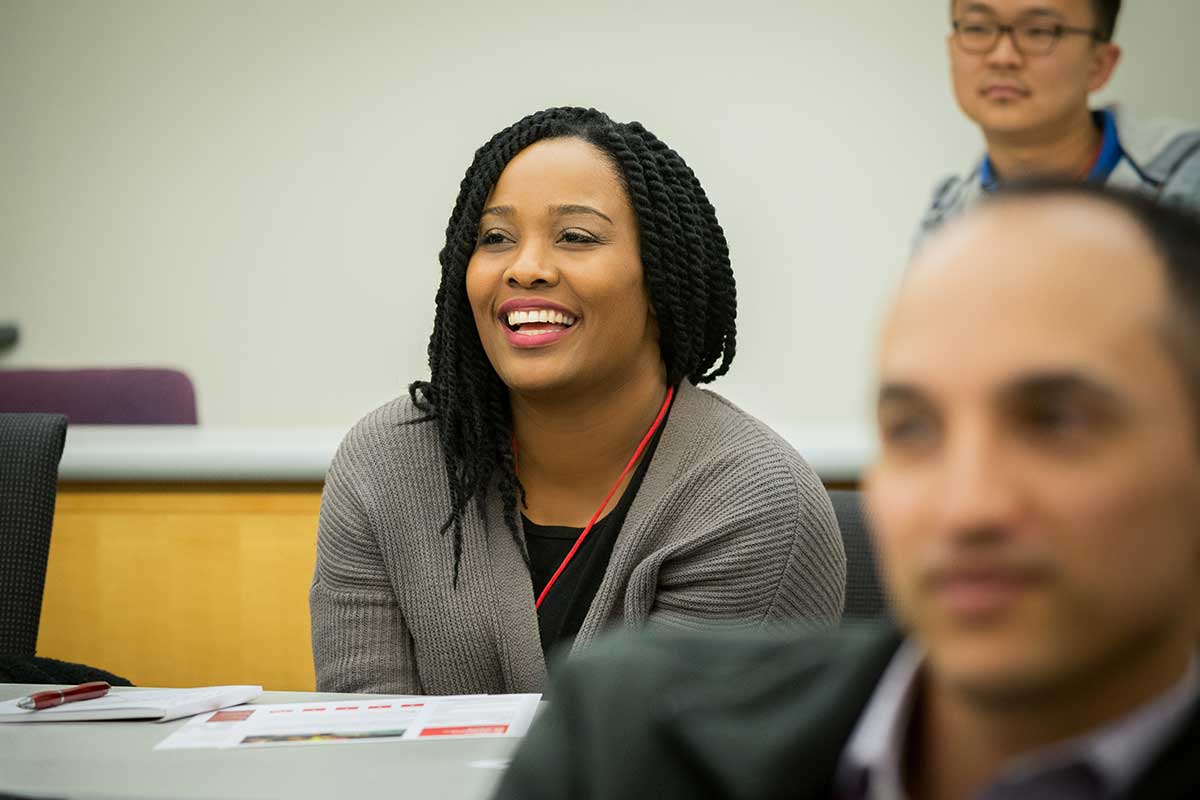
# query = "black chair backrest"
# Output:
<box><xmin>0</xmin><ymin>413</ymin><xmax>67</xmax><ymax>654</ymax></box>
<box><xmin>827</xmin><ymin>489</ymin><xmax>890</xmax><ymax>620</ymax></box>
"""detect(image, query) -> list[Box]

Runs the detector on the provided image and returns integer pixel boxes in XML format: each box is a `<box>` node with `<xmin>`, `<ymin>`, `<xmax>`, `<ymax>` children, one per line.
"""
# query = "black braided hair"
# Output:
<box><xmin>409</xmin><ymin>107</ymin><xmax>737</xmax><ymax>580</ymax></box>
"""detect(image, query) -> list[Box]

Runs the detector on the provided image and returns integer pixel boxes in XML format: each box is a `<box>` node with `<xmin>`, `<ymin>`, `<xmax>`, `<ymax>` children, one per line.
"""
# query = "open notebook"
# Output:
<box><xmin>0</xmin><ymin>685</ymin><xmax>262</xmax><ymax>723</ymax></box>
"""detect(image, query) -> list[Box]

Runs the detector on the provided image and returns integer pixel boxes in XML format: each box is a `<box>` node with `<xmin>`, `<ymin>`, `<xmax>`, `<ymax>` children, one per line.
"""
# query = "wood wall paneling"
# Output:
<box><xmin>37</xmin><ymin>478</ymin><xmax>857</xmax><ymax>691</ymax></box>
<box><xmin>37</xmin><ymin>484</ymin><xmax>322</xmax><ymax>691</ymax></box>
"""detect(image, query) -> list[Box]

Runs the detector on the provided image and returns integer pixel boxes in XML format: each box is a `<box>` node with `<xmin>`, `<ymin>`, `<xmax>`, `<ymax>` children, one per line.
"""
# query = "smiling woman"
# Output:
<box><xmin>309</xmin><ymin>107</ymin><xmax>846</xmax><ymax>695</ymax></box>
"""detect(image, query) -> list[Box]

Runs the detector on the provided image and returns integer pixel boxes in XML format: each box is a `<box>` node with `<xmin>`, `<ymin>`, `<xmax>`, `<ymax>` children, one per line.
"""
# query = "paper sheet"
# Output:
<box><xmin>0</xmin><ymin>686</ymin><xmax>262</xmax><ymax>723</ymax></box>
<box><xmin>154</xmin><ymin>693</ymin><xmax>541</xmax><ymax>750</ymax></box>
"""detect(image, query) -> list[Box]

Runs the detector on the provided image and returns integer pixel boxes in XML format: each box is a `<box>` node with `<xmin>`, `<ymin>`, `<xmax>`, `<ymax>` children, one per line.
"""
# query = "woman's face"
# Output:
<box><xmin>466</xmin><ymin>136</ymin><xmax>662</xmax><ymax>399</ymax></box>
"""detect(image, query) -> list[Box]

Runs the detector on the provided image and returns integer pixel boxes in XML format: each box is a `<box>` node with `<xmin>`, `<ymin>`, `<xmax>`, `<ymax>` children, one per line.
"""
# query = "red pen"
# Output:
<box><xmin>16</xmin><ymin>681</ymin><xmax>111</xmax><ymax>710</ymax></box>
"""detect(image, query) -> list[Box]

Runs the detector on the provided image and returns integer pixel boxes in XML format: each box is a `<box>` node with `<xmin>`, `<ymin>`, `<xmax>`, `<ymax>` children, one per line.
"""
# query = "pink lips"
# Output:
<box><xmin>932</xmin><ymin>567</ymin><xmax>1043</xmax><ymax>619</ymax></box>
<box><xmin>981</xmin><ymin>85</ymin><xmax>1029</xmax><ymax>101</ymax></box>
<box><xmin>496</xmin><ymin>297</ymin><xmax>580</xmax><ymax>350</ymax></box>
<box><xmin>501</xmin><ymin>324</ymin><xmax>575</xmax><ymax>349</ymax></box>
<box><xmin>939</xmin><ymin>575</ymin><xmax>1025</xmax><ymax>616</ymax></box>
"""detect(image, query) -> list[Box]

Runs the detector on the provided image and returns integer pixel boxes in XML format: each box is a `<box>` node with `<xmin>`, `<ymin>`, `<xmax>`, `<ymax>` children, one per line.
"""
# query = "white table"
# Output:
<box><xmin>58</xmin><ymin>423</ymin><xmax>874</xmax><ymax>483</ymax></box>
<box><xmin>0</xmin><ymin>684</ymin><xmax>517</xmax><ymax>800</ymax></box>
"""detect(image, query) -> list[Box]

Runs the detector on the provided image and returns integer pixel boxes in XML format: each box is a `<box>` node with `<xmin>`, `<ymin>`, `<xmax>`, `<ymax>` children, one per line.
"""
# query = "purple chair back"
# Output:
<box><xmin>0</xmin><ymin>368</ymin><xmax>198</xmax><ymax>425</ymax></box>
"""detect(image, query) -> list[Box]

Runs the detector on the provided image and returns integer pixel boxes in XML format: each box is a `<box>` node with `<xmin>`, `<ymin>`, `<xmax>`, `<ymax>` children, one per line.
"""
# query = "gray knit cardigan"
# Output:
<box><xmin>310</xmin><ymin>381</ymin><xmax>846</xmax><ymax>695</ymax></box>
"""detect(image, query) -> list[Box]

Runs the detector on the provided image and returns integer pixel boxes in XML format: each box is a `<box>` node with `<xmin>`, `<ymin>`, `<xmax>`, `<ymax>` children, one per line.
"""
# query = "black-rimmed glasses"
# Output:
<box><xmin>952</xmin><ymin>19</ymin><xmax>1104</xmax><ymax>56</ymax></box>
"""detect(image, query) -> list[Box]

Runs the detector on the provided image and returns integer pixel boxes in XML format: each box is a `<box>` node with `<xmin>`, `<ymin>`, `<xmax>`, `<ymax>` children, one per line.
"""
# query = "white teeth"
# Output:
<box><xmin>504</xmin><ymin>308</ymin><xmax>578</xmax><ymax>328</ymax></box>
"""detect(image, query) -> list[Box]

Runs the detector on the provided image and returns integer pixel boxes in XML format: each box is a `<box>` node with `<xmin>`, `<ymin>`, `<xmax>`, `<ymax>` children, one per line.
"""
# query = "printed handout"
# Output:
<box><xmin>155</xmin><ymin>693</ymin><xmax>541</xmax><ymax>750</ymax></box>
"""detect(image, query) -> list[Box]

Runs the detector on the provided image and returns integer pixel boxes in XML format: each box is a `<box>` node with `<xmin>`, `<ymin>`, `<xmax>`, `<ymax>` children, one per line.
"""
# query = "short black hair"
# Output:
<box><xmin>411</xmin><ymin>107</ymin><xmax>737</xmax><ymax>578</ymax></box>
<box><xmin>1091</xmin><ymin>0</ymin><xmax>1121</xmax><ymax>41</ymax></box>
<box><xmin>988</xmin><ymin>180</ymin><xmax>1200</xmax><ymax>424</ymax></box>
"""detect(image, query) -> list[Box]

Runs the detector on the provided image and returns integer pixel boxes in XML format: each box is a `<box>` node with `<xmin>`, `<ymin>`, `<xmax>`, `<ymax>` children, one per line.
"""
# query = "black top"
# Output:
<box><xmin>524</xmin><ymin>408</ymin><xmax>669</xmax><ymax>660</ymax></box>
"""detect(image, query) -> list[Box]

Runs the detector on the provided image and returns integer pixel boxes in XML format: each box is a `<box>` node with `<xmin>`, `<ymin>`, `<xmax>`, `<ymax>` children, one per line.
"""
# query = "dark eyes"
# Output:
<box><xmin>475</xmin><ymin>228</ymin><xmax>603</xmax><ymax>248</ymax></box>
<box><xmin>958</xmin><ymin>20</ymin><xmax>1058</xmax><ymax>36</ymax></box>
<box><xmin>880</xmin><ymin>414</ymin><xmax>939</xmax><ymax>450</ymax></box>
<box><xmin>478</xmin><ymin>231</ymin><xmax>512</xmax><ymax>246</ymax></box>
<box><xmin>878</xmin><ymin>403</ymin><xmax>1099</xmax><ymax>456</ymax></box>
<box><xmin>1024</xmin><ymin>26</ymin><xmax>1057</xmax><ymax>40</ymax></box>
<box><xmin>1017</xmin><ymin>402</ymin><xmax>1092</xmax><ymax>438</ymax></box>
<box><xmin>559</xmin><ymin>230</ymin><xmax>600</xmax><ymax>244</ymax></box>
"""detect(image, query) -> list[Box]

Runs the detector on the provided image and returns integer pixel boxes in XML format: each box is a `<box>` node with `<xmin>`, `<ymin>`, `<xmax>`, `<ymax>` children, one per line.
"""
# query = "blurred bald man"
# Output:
<box><xmin>492</xmin><ymin>184</ymin><xmax>1200</xmax><ymax>800</ymax></box>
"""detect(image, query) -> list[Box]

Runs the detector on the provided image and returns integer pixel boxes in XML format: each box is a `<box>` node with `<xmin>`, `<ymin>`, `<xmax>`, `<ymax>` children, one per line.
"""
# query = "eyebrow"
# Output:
<box><xmin>959</xmin><ymin>2</ymin><xmax>1063</xmax><ymax>18</ymax></box>
<box><xmin>552</xmin><ymin>204</ymin><xmax>613</xmax><ymax>224</ymax></box>
<box><xmin>875</xmin><ymin>383</ymin><xmax>934</xmax><ymax>415</ymax></box>
<box><xmin>998</xmin><ymin>370</ymin><xmax>1126</xmax><ymax>408</ymax></box>
<box><xmin>478</xmin><ymin>204</ymin><xmax>614</xmax><ymax>224</ymax></box>
<box><xmin>876</xmin><ymin>370</ymin><xmax>1128</xmax><ymax>412</ymax></box>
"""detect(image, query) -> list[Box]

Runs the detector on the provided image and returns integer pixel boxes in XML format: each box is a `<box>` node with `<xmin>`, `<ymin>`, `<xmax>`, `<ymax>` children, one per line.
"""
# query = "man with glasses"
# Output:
<box><xmin>491</xmin><ymin>182</ymin><xmax>1200</xmax><ymax>800</ymax></box>
<box><xmin>918</xmin><ymin>0</ymin><xmax>1200</xmax><ymax>238</ymax></box>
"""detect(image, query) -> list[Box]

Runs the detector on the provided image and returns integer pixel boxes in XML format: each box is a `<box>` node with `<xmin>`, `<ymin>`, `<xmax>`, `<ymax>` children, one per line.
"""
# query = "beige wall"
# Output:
<box><xmin>3</xmin><ymin>0</ymin><xmax>1198</xmax><ymax>430</ymax></box>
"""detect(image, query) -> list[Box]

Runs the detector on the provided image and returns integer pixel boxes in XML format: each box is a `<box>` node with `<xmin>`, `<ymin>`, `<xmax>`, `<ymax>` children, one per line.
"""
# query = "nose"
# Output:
<box><xmin>504</xmin><ymin>239</ymin><xmax>559</xmax><ymax>289</ymax></box>
<box><xmin>985</xmin><ymin>26</ymin><xmax>1024</xmax><ymax>69</ymax></box>
<box><xmin>933</xmin><ymin>423</ymin><xmax>1024</xmax><ymax>545</ymax></box>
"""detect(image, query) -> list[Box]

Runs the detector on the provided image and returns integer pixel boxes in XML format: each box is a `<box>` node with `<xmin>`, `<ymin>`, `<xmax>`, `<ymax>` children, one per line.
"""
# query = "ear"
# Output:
<box><xmin>1088</xmin><ymin>43</ymin><xmax>1122</xmax><ymax>93</ymax></box>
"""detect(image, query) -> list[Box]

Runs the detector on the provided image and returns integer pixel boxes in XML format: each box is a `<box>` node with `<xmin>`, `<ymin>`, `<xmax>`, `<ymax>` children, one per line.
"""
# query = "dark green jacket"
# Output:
<box><xmin>493</xmin><ymin>624</ymin><xmax>1200</xmax><ymax>800</ymax></box>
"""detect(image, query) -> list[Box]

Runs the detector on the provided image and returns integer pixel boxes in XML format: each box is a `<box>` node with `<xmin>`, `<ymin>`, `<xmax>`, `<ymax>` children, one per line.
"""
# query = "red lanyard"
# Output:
<box><xmin>517</xmin><ymin>385</ymin><xmax>675</xmax><ymax>610</ymax></box>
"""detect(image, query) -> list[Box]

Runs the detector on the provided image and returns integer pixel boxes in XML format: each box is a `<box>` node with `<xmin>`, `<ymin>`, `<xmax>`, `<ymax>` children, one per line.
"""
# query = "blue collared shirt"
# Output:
<box><xmin>834</xmin><ymin>639</ymin><xmax>1200</xmax><ymax>800</ymax></box>
<box><xmin>979</xmin><ymin>108</ymin><xmax>1125</xmax><ymax>191</ymax></box>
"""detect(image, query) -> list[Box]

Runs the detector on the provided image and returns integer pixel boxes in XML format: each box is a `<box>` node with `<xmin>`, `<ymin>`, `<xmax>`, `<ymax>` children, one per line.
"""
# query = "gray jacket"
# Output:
<box><xmin>309</xmin><ymin>380</ymin><xmax>846</xmax><ymax>695</ymax></box>
<box><xmin>919</xmin><ymin>106</ymin><xmax>1200</xmax><ymax>239</ymax></box>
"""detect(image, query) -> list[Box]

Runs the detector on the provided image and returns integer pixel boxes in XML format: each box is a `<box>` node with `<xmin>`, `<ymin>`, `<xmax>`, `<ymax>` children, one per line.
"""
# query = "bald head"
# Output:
<box><xmin>893</xmin><ymin>196</ymin><xmax>1172</xmax><ymax>414</ymax></box>
<box><xmin>908</xmin><ymin>194</ymin><xmax>1165</xmax><ymax>317</ymax></box>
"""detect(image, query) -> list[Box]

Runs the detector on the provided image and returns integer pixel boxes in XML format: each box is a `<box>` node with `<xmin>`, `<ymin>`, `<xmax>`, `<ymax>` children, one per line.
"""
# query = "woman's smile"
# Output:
<box><xmin>497</xmin><ymin>298</ymin><xmax>580</xmax><ymax>349</ymax></box>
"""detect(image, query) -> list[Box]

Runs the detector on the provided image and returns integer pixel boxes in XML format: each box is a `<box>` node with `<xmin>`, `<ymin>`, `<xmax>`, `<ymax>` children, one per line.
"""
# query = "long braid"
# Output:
<box><xmin>411</xmin><ymin>107</ymin><xmax>737</xmax><ymax>581</ymax></box>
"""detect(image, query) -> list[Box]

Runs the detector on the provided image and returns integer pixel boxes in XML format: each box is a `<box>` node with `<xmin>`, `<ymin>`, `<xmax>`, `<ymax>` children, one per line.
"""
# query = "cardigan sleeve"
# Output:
<box><xmin>309</xmin><ymin>441</ymin><xmax>422</xmax><ymax>694</ymax></box>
